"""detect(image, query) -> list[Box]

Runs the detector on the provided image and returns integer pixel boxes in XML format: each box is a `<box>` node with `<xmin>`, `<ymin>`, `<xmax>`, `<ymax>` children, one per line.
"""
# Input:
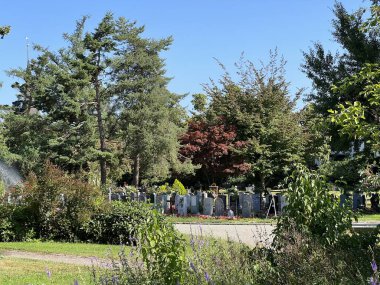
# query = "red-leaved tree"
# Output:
<box><xmin>180</xmin><ymin>117</ymin><xmax>250</xmax><ymax>184</ymax></box>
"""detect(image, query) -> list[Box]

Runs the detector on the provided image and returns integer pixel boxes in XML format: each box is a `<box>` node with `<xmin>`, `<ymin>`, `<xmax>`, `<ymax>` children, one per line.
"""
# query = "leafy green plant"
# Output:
<box><xmin>275</xmin><ymin>165</ymin><xmax>357</xmax><ymax>246</ymax></box>
<box><xmin>20</xmin><ymin>162</ymin><xmax>102</xmax><ymax>241</ymax></box>
<box><xmin>138</xmin><ymin>210</ymin><xmax>186</xmax><ymax>285</ymax></box>
<box><xmin>172</xmin><ymin>179</ymin><xmax>187</xmax><ymax>195</ymax></box>
<box><xmin>83</xmin><ymin>201</ymin><xmax>156</xmax><ymax>245</ymax></box>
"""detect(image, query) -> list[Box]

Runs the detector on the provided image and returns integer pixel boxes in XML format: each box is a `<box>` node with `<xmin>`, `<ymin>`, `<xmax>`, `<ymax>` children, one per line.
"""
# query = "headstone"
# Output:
<box><xmin>370</xmin><ymin>193</ymin><xmax>379</xmax><ymax>211</ymax></box>
<box><xmin>130</xmin><ymin>192</ymin><xmax>136</xmax><ymax>201</ymax></box>
<box><xmin>215</xmin><ymin>198</ymin><xmax>225</xmax><ymax>216</ymax></box>
<box><xmin>227</xmin><ymin>209</ymin><xmax>234</xmax><ymax>218</ymax></box>
<box><xmin>360</xmin><ymin>194</ymin><xmax>366</xmax><ymax>209</ymax></box>
<box><xmin>229</xmin><ymin>194</ymin><xmax>239</xmax><ymax>216</ymax></box>
<box><xmin>111</xmin><ymin>193</ymin><xmax>120</xmax><ymax>201</ymax></box>
<box><xmin>178</xmin><ymin>195</ymin><xmax>187</xmax><ymax>216</ymax></box>
<box><xmin>353</xmin><ymin>192</ymin><xmax>360</xmax><ymax>210</ymax></box>
<box><xmin>162</xmin><ymin>194</ymin><xmax>169</xmax><ymax>214</ymax></box>
<box><xmin>252</xmin><ymin>193</ymin><xmax>261</xmax><ymax>212</ymax></box>
<box><xmin>175</xmin><ymin>194</ymin><xmax>180</xmax><ymax>210</ymax></box>
<box><xmin>139</xmin><ymin>192</ymin><xmax>146</xmax><ymax>202</ymax></box>
<box><xmin>186</xmin><ymin>194</ymin><xmax>191</xmax><ymax>212</ymax></box>
<box><xmin>242</xmin><ymin>197</ymin><xmax>252</xmax><ymax>218</ymax></box>
<box><xmin>203</xmin><ymin>197</ymin><xmax>214</xmax><ymax>216</ymax></box>
<box><xmin>279</xmin><ymin>195</ymin><xmax>287</xmax><ymax>213</ymax></box>
<box><xmin>191</xmin><ymin>195</ymin><xmax>199</xmax><ymax>214</ymax></box>
<box><xmin>218</xmin><ymin>195</ymin><xmax>227</xmax><ymax>210</ymax></box>
<box><xmin>120</xmin><ymin>193</ymin><xmax>127</xmax><ymax>201</ymax></box>
<box><xmin>339</xmin><ymin>194</ymin><xmax>348</xmax><ymax>207</ymax></box>
<box><xmin>150</xmin><ymin>193</ymin><xmax>157</xmax><ymax>205</ymax></box>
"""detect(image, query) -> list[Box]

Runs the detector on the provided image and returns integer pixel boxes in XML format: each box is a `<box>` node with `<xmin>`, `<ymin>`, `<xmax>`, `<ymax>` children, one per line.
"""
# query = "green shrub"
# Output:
<box><xmin>82</xmin><ymin>201</ymin><xmax>156</xmax><ymax>244</ymax></box>
<box><xmin>139</xmin><ymin>210</ymin><xmax>186</xmax><ymax>285</ymax></box>
<box><xmin>172</xmin><ymin>179</ymin><xmax>187</xmax><ymax>195</ymax></box>
<box><xmin>20</xmin><ymin>162</ymin><xmax>102</xmax><ymax>241</ymax></box>
<box><xmin>275</xmin><ymin>166</ymin><xmax>357</xmax><ymax>246</ymax></box>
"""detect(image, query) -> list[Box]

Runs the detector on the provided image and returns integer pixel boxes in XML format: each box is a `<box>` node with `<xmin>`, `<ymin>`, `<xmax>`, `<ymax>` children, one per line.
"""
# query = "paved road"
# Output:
<box><xmin>174</xmin><ymin>222</ymin><xmax>379</xmax><ymax>247</ymax></box>
<box><xmin>174</xmin><ymin>223</ymin><xmax>275</xmax><ymax>247</ymax></box>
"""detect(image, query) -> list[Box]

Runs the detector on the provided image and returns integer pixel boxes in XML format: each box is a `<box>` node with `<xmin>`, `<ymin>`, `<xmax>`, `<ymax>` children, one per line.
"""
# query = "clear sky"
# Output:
<box><xmin>0</xmin><ymin>0</ymin><xmax>364</xmax><ymax>110</ymax></box>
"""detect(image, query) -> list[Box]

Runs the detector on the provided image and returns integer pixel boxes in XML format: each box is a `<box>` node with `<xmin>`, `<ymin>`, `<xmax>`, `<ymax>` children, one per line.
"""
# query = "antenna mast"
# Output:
<box><xmin>26</xmin><ymin>36</ymin><xmax>30</xmax><ymax>67</ymax></box>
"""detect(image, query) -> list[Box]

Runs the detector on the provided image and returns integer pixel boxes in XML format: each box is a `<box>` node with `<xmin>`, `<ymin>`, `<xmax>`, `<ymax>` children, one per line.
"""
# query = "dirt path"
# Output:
<box><xmin>1</xmin><ymin>250</ymin><xmax>110</xmax><ymax>267</ymax></box>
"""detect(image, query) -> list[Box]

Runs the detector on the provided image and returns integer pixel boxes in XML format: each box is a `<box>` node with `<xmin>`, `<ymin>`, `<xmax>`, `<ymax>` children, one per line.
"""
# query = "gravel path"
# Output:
<box><xmin>174</xmin><ymin>223</ymin><xmax>275</xmax><ymax>247</ymax></box>
<box><xmin>1</xmin><ymin>250</ymin><xmax>109</xmax><ymax>267</ymax></box>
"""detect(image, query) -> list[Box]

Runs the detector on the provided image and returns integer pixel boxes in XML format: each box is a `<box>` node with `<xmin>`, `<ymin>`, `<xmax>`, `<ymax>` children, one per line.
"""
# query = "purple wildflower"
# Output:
<box><xmin>372</xmin><ymin>260</ymin><xmax>378</xmax><ymax>273</ymax></box>
<box><xmin>204</xmin><ymin>272</ymin><xmax>211</xmax><ymax>282</ymax></box>
<box><xmin>189</xmin><ymin>261</ymin><xmax>197</xmax><ymax>273</ymax></box>
<box><xmin>74</xmin><ymin>280</ymin><xmax>79</xmax><ymax>285</ymax></box>
<box><xmin>45</xmin><ymin>268</ymin><xmax>51</xmax><ymax>279</ymax></box>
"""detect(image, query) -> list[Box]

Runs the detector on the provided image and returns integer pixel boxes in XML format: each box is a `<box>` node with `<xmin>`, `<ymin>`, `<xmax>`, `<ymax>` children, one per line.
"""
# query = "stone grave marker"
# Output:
<box><xmin>339</xmin><ymin>194</ymin><xmax>348</xmax><ymax>207</ymax></box>
<box><xmin>279</xmin><ymin>194</ymin><xmax>287</xmax><ymax>213</ymax></box>
<box><xmin>186</xmin><ymin>194</ymin><xmax>191</xmax><ymax>211</ymax></box>
<box><xmin>353</xmin><ymin>192</ymin><xmax>359</xmax><ymax>210</ymax></box>
<box><xmin>178</xmin><ymin>195</ymin><xmax>187</xmax><ymax>216</ymax></box>
<box><xmin>139</xmin><ymin>192</ymin><xmax>146</xmax><ymax>202</ymax></box>
<box><xmin>215</xmin><ymin>197</ymin><xmax>225</xmax><ymax>216</ymax></box>
<box><xmin>252</xmin><ymin>193</ymin><xmax>261</xmax><ymax>212</ymax></box>
<box><xmin>191</xmin><ymin>195</ymin><xmax>199</xmax><ymax>214</ymax></box>
<box><xmin>203</xmin><ymin>197</ymin><xmax>214</xmax><ymax>216</ymax></box>
<box><xmin>242</xmin><ymin>197</ymin><xmax>252</xmax><ymax>218</ymax></box>
<box><xmin>218</xmin><ymin>195</ymin><xmax>227</xmax><ymax>210</ymax></box>
<box><xmin>175</xmin><ymin>194</ymin><xmax>180</xmax><ymax>210</ymax></box>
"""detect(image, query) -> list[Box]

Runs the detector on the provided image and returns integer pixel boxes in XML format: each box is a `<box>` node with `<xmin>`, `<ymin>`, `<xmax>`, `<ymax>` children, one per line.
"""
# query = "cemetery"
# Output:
<box><xmin>1</xmin><ymin>0</ymin><xmax>380</xmax><ymax>284</ymax></box>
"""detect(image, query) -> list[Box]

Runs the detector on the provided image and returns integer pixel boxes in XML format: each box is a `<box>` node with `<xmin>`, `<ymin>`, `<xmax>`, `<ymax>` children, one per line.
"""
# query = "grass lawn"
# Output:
<box><xmin>0</xmin><ymin>241</ymin><xmax>124</xmax><ymax>258</ymax></box>
<box><xmin>358</xmin><ymin>214</ymin><xmax>380</xmax><ymax>222</ymax></box>
<box><xmin>0</xmin><ymin>257</ymin><xmax>92</xmax><ymax>285</ymax></box>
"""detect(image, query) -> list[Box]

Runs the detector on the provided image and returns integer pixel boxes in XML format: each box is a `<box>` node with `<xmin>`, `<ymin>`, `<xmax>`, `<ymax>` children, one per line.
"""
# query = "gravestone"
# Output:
<box><xmin>218</xmin><ymin>195</ymin><xmax>227</xmax><ymax>210</ymax></box>
<box><xmin>242</xmin><ymin>198</ymin><xmax>252</xmax><ymax>218</ymax></box>
<box><xmin>353</xmin><ymin>192</ymin><xmax>360</xmax><ymax>210</ymax></box>
<box><xmin>215</xmin><ymin>198</ymin><xmax>225</xmax><ymax>216</ymax></box>
<box><xmin>191</xmin><ymin>195</ymin><xmax>199</xmax><ymax>214</ymax></box>
<box><xmin>360</xmin><ymin>194</ymin><xmax>366</xmax><ymax>209</ymax></box>
<box><xmin>229</xmin><ymin>194</ymin><xmax>239</xmax><ymax>215</ymax></box>
<box><xmin>186</xmin><ymin>194</ymin><xmax>191</xmax><ymax>212</ymax></box>
<box><xmin>227</xmin><ymin>209</ymin><xmax>234</xmax><ymax>218</ymax></box>
<box><xmin>178</xmin><ymin>195</ymin><xmax>187</xmax><ymax>216</ymax></box>
<box><xmin>279</xmin><ymin>194</ymin><xmax>287</xmax><ymax>213</ymax></box>
<box><xmin>150</xmin><ymin>193</ymin><xmax>157</xmax><ymax>205</ymax></box>
<box><xmin>175</xmin><ymin>194</ymin><xmax>180</xmax><ymax>210</ymax></box>
<box><xmin>120</xmin><ymin>193</ymin><xmax>127</xmax><ymax>201</ymax></box>
<box><xmin>162</xmin><ymin>194</ymin><xmax>169</xmax><ymax>214</ymax></box>
<box><xmin>139</xmin><ymin>192</ymin><xmax>146</xmax><ymax>202</ymax></box>
<box><xmin>203</xmin><ymin>197</ymin><xmax>214</xmax><ymax>216</ymax></box>
<box><xmin>339</xmin><ymin>194</ymin><xmax>348</xmax><ymax>207</ymax></box>
<box><xmin>252</xmin><ymin>193</ymin><xmax>261</xmax><ymax>212</ymax></box>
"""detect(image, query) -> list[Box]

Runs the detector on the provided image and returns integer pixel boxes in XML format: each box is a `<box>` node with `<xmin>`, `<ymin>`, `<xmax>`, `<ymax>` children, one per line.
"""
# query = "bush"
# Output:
<box><xmin>92</xmin><ymin>210</ymin><xmax>186</xmax><ymax>285</ymax></box>
<box><xmin>8</xmin><ymin>162</ymin><xmax>102</xmax><ymax>241</ymax></box>
<box><xmin>82</xmin><ymin>201</ymin><xmax>157</xmax><ymax>245</ymax></box>
<box><xmin>275</xmin><ymin>166</ymin><xmax>356</xmax><ymax>246</ymax></box>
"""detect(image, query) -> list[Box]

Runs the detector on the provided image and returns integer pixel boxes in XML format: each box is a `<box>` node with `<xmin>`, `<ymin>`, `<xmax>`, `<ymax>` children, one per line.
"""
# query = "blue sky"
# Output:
<box><xmin>0</xmin><ymin>0</ymin><xmax>364</xmax><ymax>110</ymax></box>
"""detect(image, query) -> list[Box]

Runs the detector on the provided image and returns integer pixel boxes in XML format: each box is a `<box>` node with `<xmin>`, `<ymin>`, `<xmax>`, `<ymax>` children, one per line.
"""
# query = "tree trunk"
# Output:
<box><xmin>260</xmin><ymin>174</ymin><xmax>266</xmax><ymax>193</ymax></box>
<box><xmin>95</xmin><ymin>52</ymin><xmax>107</xmax><ymax>186</ymax></box>
<box><xmin>133</xmin><ymin>154</ymin><xmax>140</xmax><ymax>188</ymax></box>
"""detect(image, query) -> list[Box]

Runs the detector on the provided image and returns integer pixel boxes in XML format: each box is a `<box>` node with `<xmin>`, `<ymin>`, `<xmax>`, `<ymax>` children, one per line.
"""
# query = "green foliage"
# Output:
<box><xmin>139</xmin><ymin>210</ymin><xmax>186</xmax><ymax>285</ymax></box>
<box><xmin>83</xmin><ymin>201</ymin><xmax>154</xmax><ymax>245</ymax></box>
<box><xmin>20</xmin><ymin>162</ymin><xmax>102</xmax><ymax>241</ymax></box>
<box><xmin>0</xmin><ymin>25</ymin><xmax>10</xmax><ymax>39</ymax></box>
<box><xmin>172</xmin><ymin>179</ymin><xmax>186</xmax><ymax>195</ymax></box>
<box><xmin>319</xmin><ymin>156</ymin><xmax>366</xmax><ymax>191</ymax></box>
<box><xmin>276</xmin><ymin>166</ymin><xmax>357</xmax><ymax>246</ymax></box>
<box><xmin>202</xmin><ymin>51</ymin><xmax>304</xmax><ymax>189</ymax></box>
